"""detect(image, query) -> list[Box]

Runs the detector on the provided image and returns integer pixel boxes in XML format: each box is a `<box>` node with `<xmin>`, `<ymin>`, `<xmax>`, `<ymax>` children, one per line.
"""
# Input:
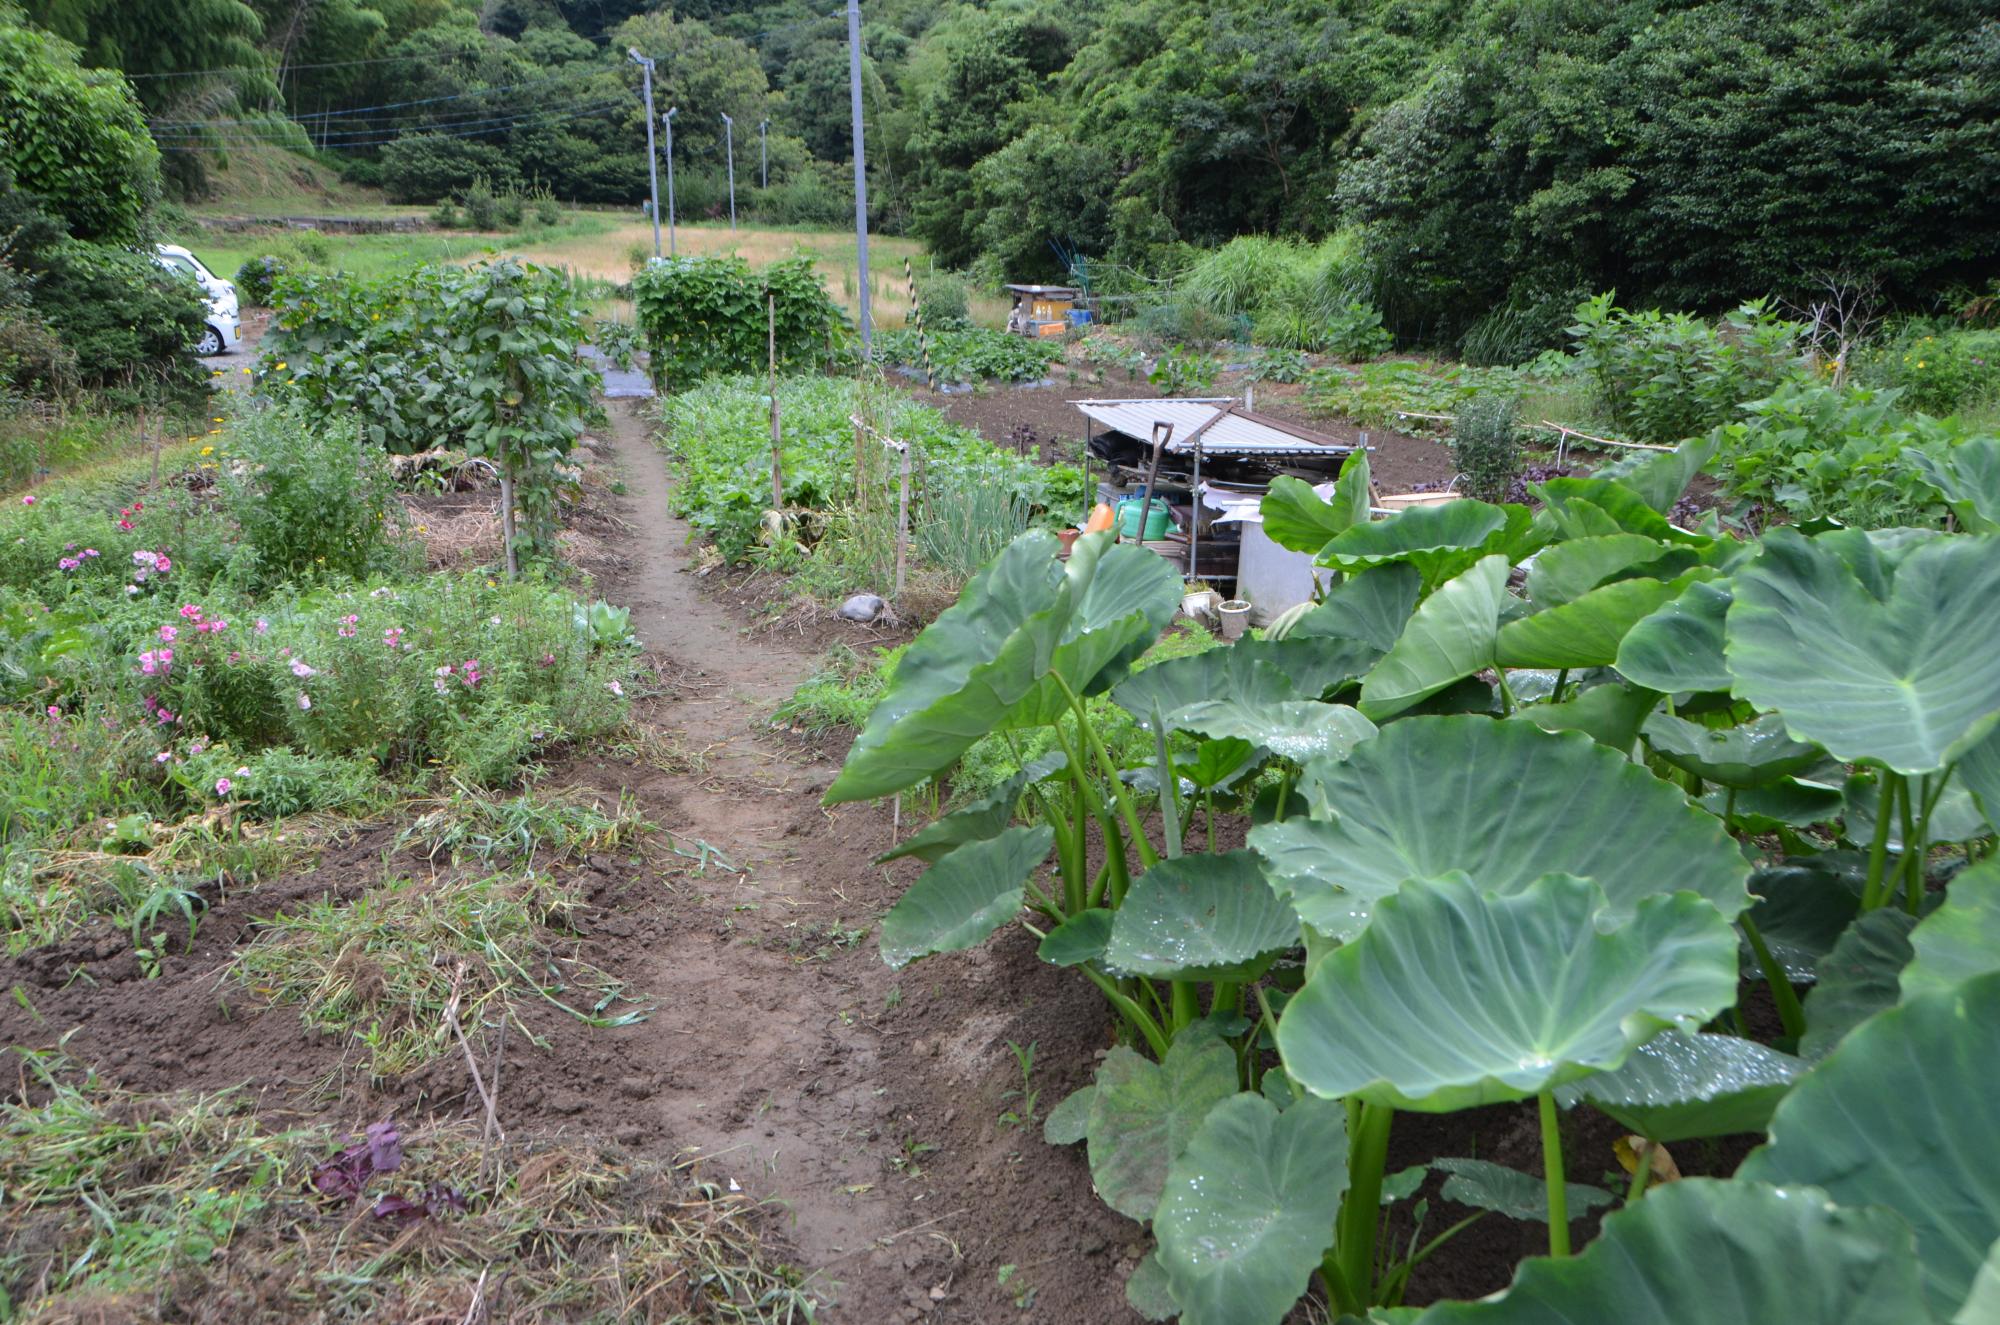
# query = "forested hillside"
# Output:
<box><xmin>19</xmin><ymin>0</ymin><xmax>2000</xmax><ymax>340</ymax></box>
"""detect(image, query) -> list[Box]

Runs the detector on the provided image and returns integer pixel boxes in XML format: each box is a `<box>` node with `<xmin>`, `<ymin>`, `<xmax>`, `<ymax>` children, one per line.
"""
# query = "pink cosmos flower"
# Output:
<box><xmin>154</xmin><ymin>556</ymin><xmax>171</xmax><ymax>573</ymax></box>
<box><xmin>133</xmin><ymin>550</ymin><xmax>155</xmax><ymax>567</ymax></box>
<box><xmin>159</xmin><ymin>625</ymin><xmax>178</xmax><ymax>642</ymax></box>
<box><xmin>83</xmin><ymin>548</ymin><xmax>97</xmax><ymax>558</ymax></box>
<box><xmin>289</xmin><ymin>659</ymin><xmax>315</xmax><ymax>678</ymax></box>
<box><xmin>606</xmin><ymin>680</ymin><xmax>623</xmax><ymax>697</ymax></box>
<box><xmin>297</xmin><ymin>692</ymin><xmax>312</xmax><ymax>710</ymax></box>
<box><xmin>45</xmin><ymin>705</ymin><xmax>59</xmax><ymax>719</ymax></box>
<box><xmin>20</xmin><ymin>495</ymin><xmax>34</xmax><ymax>506</ymax></box>
<box><xmin>254</xmin><ymin>618</ymin><xmax>269</xmax><ymax>635</ymax></box>
<box><xmin>383</xmin><ymin>627</ymin><xmax>405</xmax><ymax>649</ymax></box>
<box><xmin>57</xmin><ymin>557</ymin><xmax>78</xmax><ymax>571</ymax></box>
<box><xmin>215</xmin><ymin>777</ymin><xmax>233</xmax><ymax>797</ymax></box>
<box><xmin>155</xmin><ymin>751</ymin><xmax>171</xmax><ymax>764</ymax></box>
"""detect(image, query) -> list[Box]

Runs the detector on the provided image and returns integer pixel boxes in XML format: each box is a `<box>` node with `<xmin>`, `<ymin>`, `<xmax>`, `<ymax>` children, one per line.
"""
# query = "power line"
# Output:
<box><xmin>149</xmin><ymin>67</ymin><xmax>608</xmax><ymax>126</ymax></box>
<box><xmin>153</xmin><ymin>99</ymin><xmax>628</xmax><ymax>150</ymax></box>
<box><xmin>158</xmin><ymin>87</ymin><xmax>626</xmax><ymax>136</ymax></box>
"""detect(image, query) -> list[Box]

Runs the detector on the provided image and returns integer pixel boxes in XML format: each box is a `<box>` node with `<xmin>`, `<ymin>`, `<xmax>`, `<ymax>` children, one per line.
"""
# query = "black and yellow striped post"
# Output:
<box><xmin>903</xmin><ymin>257</ymin><xmax>935</xmax><ymax>391</ymax></box>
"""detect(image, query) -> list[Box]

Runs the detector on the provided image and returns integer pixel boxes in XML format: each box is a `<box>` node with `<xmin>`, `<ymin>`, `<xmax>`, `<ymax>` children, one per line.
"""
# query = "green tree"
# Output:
<box><xmin>0</xmin><ymin>16</ymin><xmax>160</xmax><ymax>242</ymax></box>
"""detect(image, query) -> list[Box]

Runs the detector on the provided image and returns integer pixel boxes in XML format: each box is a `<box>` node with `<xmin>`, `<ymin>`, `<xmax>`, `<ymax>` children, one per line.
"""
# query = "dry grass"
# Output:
<box><xmin>228</xmin><ymin>868</ymin><xmax>645</xmax><ymax>1078</ymax></box>
<box><xmin>0</xmin><ymin>1055</ymin><xmax>816</xmax><ymax>1323</ymax></box>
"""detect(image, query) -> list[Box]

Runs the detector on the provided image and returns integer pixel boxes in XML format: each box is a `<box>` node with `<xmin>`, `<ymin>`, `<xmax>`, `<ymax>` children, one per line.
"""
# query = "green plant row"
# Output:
<box><xmin>657</xmin><ymin>375</ymin><xmax>1087</xmax><ymax>565</ymax></box>
<box><xmin>873</xmin><ymin>327</ymin><xmax>1061</xmax><ymax>385</ymax></box>
<box><xmin>821</xmin><ymin>434</ymin><xmax>2000</xmax><ymax>1323</ymax></box>
<box><xmin>630</xmin><ymin>253</ymin><xmax>844</xmax><ymax>391</ymax></box>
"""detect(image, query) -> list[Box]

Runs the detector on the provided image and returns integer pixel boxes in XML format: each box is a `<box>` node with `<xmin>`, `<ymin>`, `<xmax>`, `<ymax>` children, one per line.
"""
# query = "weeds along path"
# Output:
<box><xmin>592</xmin><ymin>401</ymin><xmax>1134</xmax><ymax>1323</ymax></box>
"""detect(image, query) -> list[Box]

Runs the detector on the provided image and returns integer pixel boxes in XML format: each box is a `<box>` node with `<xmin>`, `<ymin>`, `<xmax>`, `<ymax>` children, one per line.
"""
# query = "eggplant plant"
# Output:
<box><xmin>829</xmin><ymin>435</ymin><xmax>2000</xmax><ymax>1324</ymax></box>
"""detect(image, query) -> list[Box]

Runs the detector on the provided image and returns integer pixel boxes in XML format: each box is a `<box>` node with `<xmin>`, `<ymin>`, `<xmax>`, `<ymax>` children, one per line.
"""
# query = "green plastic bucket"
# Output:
<box><xmin>1117</xmin><ymin>498</ymin><xmax>1172</xmax><ymax>540</ymax></box>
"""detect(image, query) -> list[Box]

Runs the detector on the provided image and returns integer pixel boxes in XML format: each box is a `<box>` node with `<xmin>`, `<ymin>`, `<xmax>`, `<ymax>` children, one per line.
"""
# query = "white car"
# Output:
<box><xmin>154</xmin><ymin>244</ymin><xmax>241</xmax><ymax>356</ymax></box>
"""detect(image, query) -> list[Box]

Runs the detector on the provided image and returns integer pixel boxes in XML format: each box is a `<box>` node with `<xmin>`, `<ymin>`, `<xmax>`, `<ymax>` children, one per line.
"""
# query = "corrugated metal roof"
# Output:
<box><xmin>1071</xmin><ymin>398</ymin><xmax>1355</xmax><ymax>457</ymax></box>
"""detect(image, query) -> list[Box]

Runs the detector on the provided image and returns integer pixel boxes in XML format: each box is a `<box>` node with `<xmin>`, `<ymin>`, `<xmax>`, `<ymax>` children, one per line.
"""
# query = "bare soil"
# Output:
<box><xmin>906</xmin><ymin>371</ymin><xmax>1459</xmax><ymax>495</ymax></box>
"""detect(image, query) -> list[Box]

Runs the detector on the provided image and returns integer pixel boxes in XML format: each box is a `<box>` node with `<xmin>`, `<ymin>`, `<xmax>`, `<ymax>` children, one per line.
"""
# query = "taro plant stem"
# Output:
<box><xmin>1737</xmin><ymin>912</ymin><xmax>1806</xmax><ymax>1042</ymax></box>
<box><xmin>1330</xmin><ymin>1099</ymin><xmax>1394</xmax><ymax>1313</ymax></box>
<box><xmin>1539</xmin><ymin>1090</ymin><xmax>1569</xmax><ymax>1257</ymax></box>
<box><xmin>1861</xmin><ymin>770</ymin><xmax>1901</xmax><ymax>910</ymax></box>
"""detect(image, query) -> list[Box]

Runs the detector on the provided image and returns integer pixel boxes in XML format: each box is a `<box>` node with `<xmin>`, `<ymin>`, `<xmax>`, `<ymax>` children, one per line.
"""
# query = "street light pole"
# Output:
<box><xmin>721</xmin><ymin>112</ymin><xmax>737</xmax><ymax>232</ymax></box>
<box><xmin>846</xmin><ymin>0</ymin><xmax>871</xmax><ymax>356</ymax></box>
<box><xmin>627</xmin><ymin>49</ymin><xmax>660</xmax><ymax>260</ymax></box>
<box><xmin>759</xmin><ymin>118</ymin><xmax>769</xmax><ymax>189</ymax></box>
<box><xmin>661</xmin><ymin>107</ymin><xmax>678</xmax><ymax>256</ymax></box>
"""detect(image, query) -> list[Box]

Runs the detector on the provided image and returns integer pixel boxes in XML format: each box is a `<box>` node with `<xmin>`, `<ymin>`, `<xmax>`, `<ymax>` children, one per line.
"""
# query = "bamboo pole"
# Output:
<box><xmin>895</xmin><ymin>442</ymin><xmax>911</xmax><ymax>601</ymax></box>
<box><xmin>767</xmin><ymin>295</ymin><xmax>784</xmax><ymax>510</ymax></box>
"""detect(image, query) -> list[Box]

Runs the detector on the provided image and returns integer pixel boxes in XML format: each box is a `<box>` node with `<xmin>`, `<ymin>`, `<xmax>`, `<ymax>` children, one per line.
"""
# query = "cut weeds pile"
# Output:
<box><xmin>0</xmin><ymin>1054</ymin><xmax>812</xmax><ymax>1323</ymax></box>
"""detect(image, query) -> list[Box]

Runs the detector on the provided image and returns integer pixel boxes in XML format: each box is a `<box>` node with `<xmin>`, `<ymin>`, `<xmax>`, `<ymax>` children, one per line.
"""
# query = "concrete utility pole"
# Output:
<box><xmin>759</xmin><ymin>118</ymin><xmax>769</xmax><ymax>189</ymax></box>
<box><xmin>721</xmin><ymin>112</ymin><xmax>737</xmax><ymax>232</ymax></box>
<box><xmin>628</xmin><ymin>49</ymin><xmax>661</xmax><ymax>260</ymax></box>
<box><xmin>661</xmin><ymin>107</ymin><xmax>678</xmax><ymax>255</ymax></box>
<box><xmin>847</xmin><ymin>0</ymin><xmax>871</xmax><ymax>356</ymax></box>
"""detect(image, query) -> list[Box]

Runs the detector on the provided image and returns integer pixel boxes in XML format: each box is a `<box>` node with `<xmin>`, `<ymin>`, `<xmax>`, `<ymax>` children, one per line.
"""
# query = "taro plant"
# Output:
<box><xmin>830</xmin><ymin>430</ymin><xmax>2000</xmax><ymax>1323</ymax></box>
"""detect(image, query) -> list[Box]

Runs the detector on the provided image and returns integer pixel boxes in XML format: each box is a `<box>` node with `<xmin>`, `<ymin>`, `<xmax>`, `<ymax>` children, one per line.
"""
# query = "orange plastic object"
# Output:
<box><xmin>1084</xmin><ymin>502</ymin><xmax>1115</xmax><ymax>534</ymax></box>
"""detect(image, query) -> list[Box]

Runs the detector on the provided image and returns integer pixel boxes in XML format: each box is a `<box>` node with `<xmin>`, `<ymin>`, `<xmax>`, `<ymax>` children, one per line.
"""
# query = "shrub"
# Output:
<box><xmin>0</xmin><ymin>21</ymin><xmax>159</xmax><ymax>244</ymax></box>
<box><xmin>219</xmin><ymin>402</ymin><xmax>410</xmax><ymax>585</ymax></box>
<box><xmin>1322</xmin><ymin>302</ymin><xmax>1395</xmax><ymax>361</ymax></box>
<box><xmin>1450</xmin><ymin>393</ymin><xmax>1522</xmax><ymax>503</ymax></box>
<box><xmin>1148</xmin><ymin>346</ymin><xmax>1220</xmax><ymax>395</ymax></box>
<box><xmin>232</xmin><ymin>234</ymin><xmax>332</xmax><ymax>308</ymax></box>
<box><xmin>428</xmin><ymin>199</ymin><xmax>462</xmax><ymax>229</ymax></box>
<box><xmin>630</xmin><ymin>254</ymin><xmax>844</xmax><ymax>390</ymax></box>
<box><xmin>1131</xmin><ymin>300</ymin><xmax>1236</xmax><ymax>352</ymax></box>
<box><xmin>1861</xmin><ymin>324</ymin><xmax>2000</xmax><ymax>417</ymax></box>
<box><xmin>1245</xmin><ymin>348</ymin><xmax>1310</xmax><ymax>384</ymax></box>
<box><xmin>912</xmin><ymin>268</ymin><xmax>972</xmax><ymax>331</ymax></box>
<box><xmin>379</xmin><ymin>133</ymin><xmax>518</xmax><ymax>205</ymax></box>
<box><xmin>1568</xmin><ymin>294</ymin><xmax>1808</xmax><ymax>443</ymax></box>
<box><xmin>1709</xmin><ymin>381</ymin><xmax>1957</xmax><ymax>527</ymax></box>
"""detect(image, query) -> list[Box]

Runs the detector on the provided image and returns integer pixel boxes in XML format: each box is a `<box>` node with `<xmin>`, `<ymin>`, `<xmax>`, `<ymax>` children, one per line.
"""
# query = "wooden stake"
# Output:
<box><xmin>895</xmin><ymin>442</ymin><xmax>911</xmax><ymax>601</ymax></box>
<box><xmin>768</xmin><ymin>294</ymin><xmax>784</xmax><ymax>510</ymax></box>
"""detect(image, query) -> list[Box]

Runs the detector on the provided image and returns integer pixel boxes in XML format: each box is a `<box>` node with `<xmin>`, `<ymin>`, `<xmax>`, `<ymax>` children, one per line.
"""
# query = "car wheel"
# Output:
<box><xmin>195</xmin><ymin>326</ymin><xmax>223</xmax><ymax>356</ymax></box>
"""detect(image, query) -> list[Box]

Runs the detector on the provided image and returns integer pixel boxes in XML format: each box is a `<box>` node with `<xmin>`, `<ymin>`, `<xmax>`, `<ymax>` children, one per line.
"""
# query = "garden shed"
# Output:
<box><xmin>1070</xmin><ymin>397</ymin><xmax>1363</xmax><ymax>598</ymax></box>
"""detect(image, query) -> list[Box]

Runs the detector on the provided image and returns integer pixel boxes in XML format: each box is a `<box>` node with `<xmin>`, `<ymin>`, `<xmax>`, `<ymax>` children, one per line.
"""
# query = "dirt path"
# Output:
<box><xmin>567</xmin><ymin>402</ymin><xmax>1136</xmax><ymax>1323</ymax></box>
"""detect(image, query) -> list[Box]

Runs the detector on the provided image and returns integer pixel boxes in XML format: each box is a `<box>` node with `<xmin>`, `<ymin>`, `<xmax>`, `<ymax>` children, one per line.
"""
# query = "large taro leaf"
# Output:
<box><xmin>1085</xmin><ymin>1024</ymin><xmax>1240</xmax><ymax>1220</ymax></box>
<box><xmin>1590</xmin><ymin>435</ymin><xmax>1721</xmax><ymax>516</ymax></box>
<box><xmin>1701</xmin><ymin>778</ymin><xmax>1846</xmax><ymax>833</ymax></box>
<box><xmin>1261</xmin><ymin>453</ymin><xmax>1371</xmax><ymax>553</ymax></box>
<box><xmin>1743</xmin><ymin>973</ymin><xmax>2000</xmax><ymax>1319</ymax></box>
<box><xmin>1104</xmin><ymin>850</ymin><xmax>1302</xmax><ymax>981</ymax></box>
<box><xmin>1410</xmin><ymin>1179</ymin><xmax>1928</xmax><ymax>1325</ymax></box>
<box><xmin>877</xmin><ymin>825</ymin><xmax>1054</xmax><ymax>969</ymax></box>
<box><xmin>1907</xmin><ymin>436</ymin><xmax>2000</xmax><ymax>534</ymax></box>
<box><xmin>1725</xmin><ymin>527</ymin><xmax>2000</xmax><ymax>774</ymax></box>
<box><xmin>1614</xmin><ymin>577</ymin><xmax>1733</xmax><ymax>693</ymax></box>
<box><xmin>1534</xmin><ymin>477</ymin><xmax>1701</xmax><ymax>544</ymax></box>
<box><xmin>1555</xmin><ymin>1030</ymin><xmax>1804</xmax><ymax>1141</ymax></box>
<box><xmin>1957</xmin><ymin>727</ymin><xmax>2000</xmax><ymax>832</ymax></box>
<box><xmin>1525</xmin><ymin>533</ymin><xmax>1677</xmax><ymax>607</ymax></box>
<box><xmin>1799</xmin><ymin>908</ymin><xmax>1916</xmax><ymax>1061</ymax></box>
<box><xmin>1276</xmin><ymin>874</ymin><xmax>1739</xmax><ymax>1111</ymax></box>
<box><xmin>1842</xmin><ymin>771</ymin><xmax>1991</xmax><ymax>849</ymax></box>
<box><xmin>1248</xmin><ymin>817</ymin><xmax>1397</xmax><ymax>941</ymax></box>
<box><xmin>1902</xmin><ymin>856</ymin><xmax>2000</xmax><ymax>1001</ymax></box>
<box><xmin>1037</xmin><ymin>907</ymin><xmax>1112</xmax><ymax>967</ymax></box>
<box><xmin>1115</xmin><ymin>648</ymin><xmax>1298</xmax><ymax>729</ymax></box>
<box><xmin>1172</xmin><ymin>700</ymin><xmax>1377</xmax><ymax>765</ymax></box>
<box><xmin>878</xmin><ymin>752</ymin><xmax>1066</xmax><ymax>863</ymax></box>
<box><xmin>1152</xmin><ymin>1092</ymin><xmax>1348</xmax><ymax>1325</ymax></box>
<box><xmin>1432</xmin><ymin>1157</ymin><xmax>1614</xmax><ymax>1222</ymax></box>
<box><xmin>1289</xmin><ymin>563</ymin><xmax>1422</xmax><ymax>654</ymax></box>
<box><xmin>1279</xmin><ymin>717</ymin><xmax>1751</xmax><ymax>929</ymax></box>
<box><xmin>826</xmin><ymin>532</ymin><xmax>1176</xmax><ymax>803</ymax></box>
<box><xmin>1956</xmin><ymin>1244</ymin><xmax>2000</xmax><ymax>1325</ymax></box>
<box><xmin>1642</xmin><ymin>711</ymin><xmax>1823</xmax><ymax>788</ymax></box>
<box><xmin>1744</xmin><ymin>854</ymin><xmax>1870</xmax><ymax>982</ymax></box>
<box><xmin>1005</xmin><ymin>532</ymin><xmax>1190</xmax><ymax>727</ymax></box>
<box><xmin>1497</xmin><ymin>575</ymin><xmax>1689</xmax><ymax>669</ymax></box>
<box><xmin>1318</xmin><ymin>501</ymin><xmax>1538</xmax><ymax>591</ymax></box>
<box><xmin>1511</xmin><ymin>679</ymin><xmax>1660</xmax><ymax>751</ymax></box>
<box><xmin>1357</xmin><ymin>556</ymin><xmax>1509</xmax><ymax>720</ymax></box>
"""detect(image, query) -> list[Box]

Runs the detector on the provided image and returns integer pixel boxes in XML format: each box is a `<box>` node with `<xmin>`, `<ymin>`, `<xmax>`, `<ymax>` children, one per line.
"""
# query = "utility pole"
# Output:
<box><xmin>661</xmin><ymin>107</ymin><xmax>678</xmax><ymax>256</ymax></box>
<box><xmin>847</xmin><ymin>0</ymin><xmax>871</xmax><ymax>356</ymax></box>
<box><xmin>628</xmin><ymin>49</ymin><xmax>661</xmax><ymax>260</ymax></box>
<box><xmin>721</xmin><ymin>112</ymin><xmax>737</xmax><ymax>232</ymax></box>
<box><xmin>759</xmin><ymin>118</ymin><xmax>769</xmax><ymax>189</ymax></box>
